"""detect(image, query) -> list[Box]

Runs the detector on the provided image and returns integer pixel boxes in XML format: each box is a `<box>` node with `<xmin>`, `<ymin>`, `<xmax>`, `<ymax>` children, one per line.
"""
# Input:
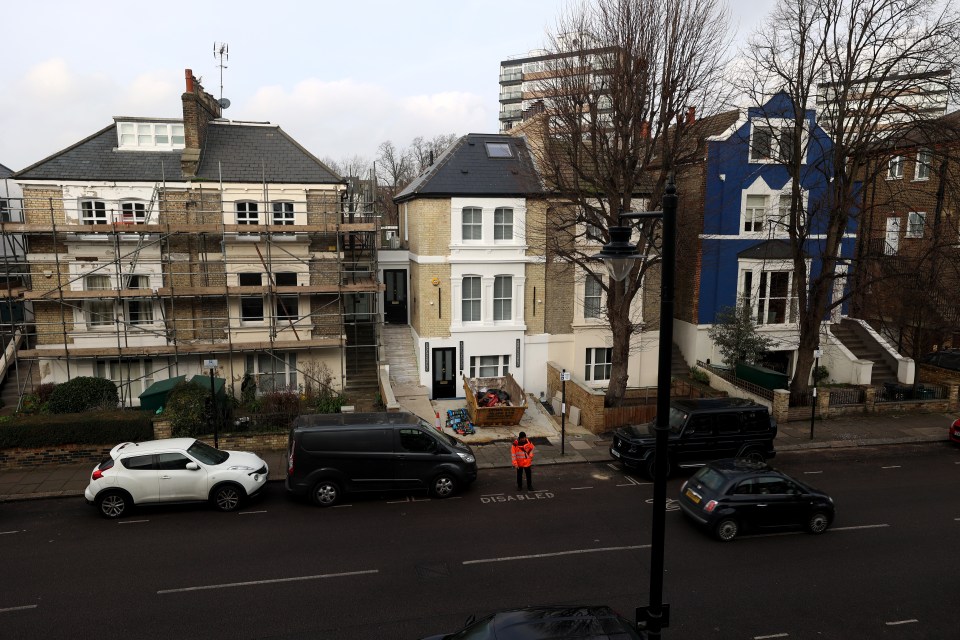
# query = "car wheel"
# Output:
<box><xmin>645</xmin><ymin>456</ymin><xmax>671</xmax><ymax>481</ymax></box>
<box><xmin>211</xmin><ymin>483</ymin><xmax>244</xmax><ymax>512</ymax></box>
<box><xmin>741</xmin><ymin>448</ymin><xmax>766</xmax><ymax>463</ymax></box>
<box><xmin>312</xmin><ymin>480</ymin><xmax>340</xmax><ymax>507</ymax></box>
<box><xmin>807</xmin><ymin>511</ymin><xmax>831</xmax><ymax>534</ymax></box>
<box><xmin>715</xmin><ymin>517</ymin><xmax>739</xmax><ymax>541</ymax></box>
<box><xmin>430</xmin><ymin>473</ymin><xmax>457</xmax><ymax>499</ymax></box>
<box><xmin>97</xmin><ymin>490</ymin><xmax>130</xmax><ymax>519</ymax></box>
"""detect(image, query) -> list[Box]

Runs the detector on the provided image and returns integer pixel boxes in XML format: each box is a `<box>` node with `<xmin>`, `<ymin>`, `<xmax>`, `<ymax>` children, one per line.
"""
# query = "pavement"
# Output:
<box><xmin>0</xmin><ymin>396</ymin><xmax>955</xmax><ymax>503</ymax></box>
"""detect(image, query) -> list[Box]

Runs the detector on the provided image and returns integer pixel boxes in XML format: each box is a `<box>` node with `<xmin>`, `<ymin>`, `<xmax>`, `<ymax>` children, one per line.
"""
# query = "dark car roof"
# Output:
<box><xmin>291</xmin><ymin>412</ymin><xmax>420</xmax><ymax>430</ymax></box>
<box><xmin>488</xmin><ymin>606</ymin><xmax>641</xmax><ymax>639</ymax></box>
<box><xmin>672</xmin><ymin>398</ymin><xmax>766</xmax><ymax>412</ymax></box>
<box><xmin>703</xmin><ymin>458</ymin><xmax>772</xmax><ymax>476</ymax></box>
<box><xmin>922</xmin><ymin>350</ymin><xmax>960</xmax><ymax>371</ymax></box>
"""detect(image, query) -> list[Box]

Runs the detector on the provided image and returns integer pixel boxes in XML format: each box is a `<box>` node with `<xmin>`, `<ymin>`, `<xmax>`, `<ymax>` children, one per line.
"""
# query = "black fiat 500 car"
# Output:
<box><xmin>679</xmin><ymin>458</ymin><xmax>835</xmax><ymax>542</ymax></box>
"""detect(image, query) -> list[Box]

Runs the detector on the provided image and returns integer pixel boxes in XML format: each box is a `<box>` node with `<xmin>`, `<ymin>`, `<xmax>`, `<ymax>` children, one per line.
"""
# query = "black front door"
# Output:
<box><xmin>384</xmin><ymin>269</ymin><xmax>408</xmax><ymax>324</ymax></box>
<box><xmin>432</xmin><ymin>347</ymin><xmax>456</xmax><ymax>399</ymax></box>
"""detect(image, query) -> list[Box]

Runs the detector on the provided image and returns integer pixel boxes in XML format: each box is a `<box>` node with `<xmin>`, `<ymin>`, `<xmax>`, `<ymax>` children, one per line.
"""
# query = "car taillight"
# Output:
<box><xmin>704</xmin><ymin>499</ymin><xmax>718</xmax><ymax>513</ymax></box>
<box><xmin>92</xmin><ymin>468</ymin><xmax>105</xmax><ymax>480</ymax></box>
<box><xmin>287</xmin><ymin>449</ymin><xmax>295</xmax><ymax>475</ymax></box>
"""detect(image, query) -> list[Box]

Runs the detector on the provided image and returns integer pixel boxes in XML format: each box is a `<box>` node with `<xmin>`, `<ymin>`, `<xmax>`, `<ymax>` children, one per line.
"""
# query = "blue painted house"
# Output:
<box><xmin>673</xmin><ymin>91</ymin><xmax>865</xmax><ymax>382</ymax></box>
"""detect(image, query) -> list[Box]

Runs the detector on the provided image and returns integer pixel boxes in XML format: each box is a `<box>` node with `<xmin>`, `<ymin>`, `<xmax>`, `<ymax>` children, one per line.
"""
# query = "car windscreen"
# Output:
<box><xmin>668</xmin><ymin>408</ymin><xmax>689</xmax><ymax>434</ymax></box>
<box><xmin>692</xmin><ymin>466</ymin><xmax>726</xmax><ymax>492</ymax></box>
<box><xmin>187</xmin><ymin>440</ymin><xmax>229</xmax><ymax>465</ymax></box>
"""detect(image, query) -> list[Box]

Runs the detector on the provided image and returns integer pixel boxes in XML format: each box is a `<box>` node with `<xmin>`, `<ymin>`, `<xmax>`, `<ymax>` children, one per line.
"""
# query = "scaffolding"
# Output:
<box><xmin>0</xmin><ymin>176</ymin><xmax>383</xmax><ymax>410</ymax></box>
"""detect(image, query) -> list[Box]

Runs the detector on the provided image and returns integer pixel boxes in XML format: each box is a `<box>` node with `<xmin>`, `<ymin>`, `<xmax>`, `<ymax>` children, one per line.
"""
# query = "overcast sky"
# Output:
<box><xmin>0</xmin><ymin>0</ymin><xmax>777</xmax><ymax>172</ymax></box>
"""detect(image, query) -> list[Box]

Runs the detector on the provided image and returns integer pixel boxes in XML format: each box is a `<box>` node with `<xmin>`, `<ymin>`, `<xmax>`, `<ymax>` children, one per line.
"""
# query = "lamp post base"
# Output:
<box><xmin>637</xmin><ymin>603</ymin><xmax>670</xmax><ymax>635</ymax></box>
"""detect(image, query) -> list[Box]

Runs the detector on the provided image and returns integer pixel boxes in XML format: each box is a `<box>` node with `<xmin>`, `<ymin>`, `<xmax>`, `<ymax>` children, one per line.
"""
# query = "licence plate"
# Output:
<box><xmin>685</xmin><ymin>488</ymin><xmax>701</xmax><ymax>504</ymax></box>
<box><xmin>611</xmin><ymin>449</ymin><xmax>621</xmax><ymax>458</ymax></box>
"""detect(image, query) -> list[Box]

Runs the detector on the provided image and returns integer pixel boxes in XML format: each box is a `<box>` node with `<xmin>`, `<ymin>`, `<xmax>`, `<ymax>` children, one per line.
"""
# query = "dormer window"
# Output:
<box><xmin>117</xmin><ymin>121</ymin><xmax>185</xmax><ymax>150</ymax></box>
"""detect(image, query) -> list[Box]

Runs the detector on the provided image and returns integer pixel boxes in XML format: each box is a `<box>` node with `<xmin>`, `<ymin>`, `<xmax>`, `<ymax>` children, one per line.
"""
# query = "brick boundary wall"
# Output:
<box><xmin>0</xmin><ymin>421</ymin><xmax>289</xmax><ymax>471</ymax></box>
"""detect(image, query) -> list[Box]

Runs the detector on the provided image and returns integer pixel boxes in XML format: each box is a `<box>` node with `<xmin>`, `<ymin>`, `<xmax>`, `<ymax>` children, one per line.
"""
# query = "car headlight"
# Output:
<box><xmin>457</xmin><ymin>452</ymin><xmax>476</xmax><ymax>464</ymax></box>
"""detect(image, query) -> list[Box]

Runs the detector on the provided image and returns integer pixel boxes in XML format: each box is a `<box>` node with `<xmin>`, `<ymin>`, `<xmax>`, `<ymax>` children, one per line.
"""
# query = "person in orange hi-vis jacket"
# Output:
<box><xmin>511</xmin><ymin>431</ymin><xmax>535</xmax><ymax>491</ymax></box>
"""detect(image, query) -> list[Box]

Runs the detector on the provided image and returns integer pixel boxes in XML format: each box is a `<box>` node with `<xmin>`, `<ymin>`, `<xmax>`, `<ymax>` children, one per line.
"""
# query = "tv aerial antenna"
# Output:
<box><xmin>213</xmin><ymin>42</ymin><xmax>231</xmax><ymax>109</ymax></box>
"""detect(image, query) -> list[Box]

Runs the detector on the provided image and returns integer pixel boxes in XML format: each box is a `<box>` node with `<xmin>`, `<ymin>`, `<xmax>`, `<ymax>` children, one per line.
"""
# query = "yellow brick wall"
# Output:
<box><xmin>407</xmin><ymin>199</ymin><xmax>450</xmax><ymax>256</ymax></box>
<box><xmin>410</xmin><ymin>262</ymin><xmax>451</xmax><ymax>338</ymax></box>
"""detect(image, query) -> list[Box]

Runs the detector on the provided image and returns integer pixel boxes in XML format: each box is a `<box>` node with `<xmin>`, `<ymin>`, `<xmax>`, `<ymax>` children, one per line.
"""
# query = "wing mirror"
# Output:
<box><xmin>186</xmin><ymin>462</ymin><xmax>200</xmax><ymax>471</ymax></box>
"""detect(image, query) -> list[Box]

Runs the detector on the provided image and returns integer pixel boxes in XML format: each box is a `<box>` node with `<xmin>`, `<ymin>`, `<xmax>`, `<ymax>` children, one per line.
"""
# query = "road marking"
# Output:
<box><xmin>0</xmin><ymin>605</ymin><xmax>37</xmax><ymax>614</ymax></box>
<box><xmin>239</xmin><ymin>510</ymin><xmax>267</xmax><ymax>515</ymax></box>
<box><xmin>157</xmin><ymin>569</ymin><xmax>379</xmax><ymax>594</ymax></box>
<box><xmin>885</xmin><ymin>619</ymin><xmax>918</xmax><ymax>626</ymax></box>
<box><xmin>645</xmin><ymin>497</ymin><xmax>681</xmax><ymax>512</ymax></box>
<box><xmin>464</xmin><ymin>544</ymin><xmax>650</xmax><ymax>565</ymax></box>
<box><xmin>881</xmin><ymin>465</ymin><xmax>901</xmax><ymax>469</ymax></box>
<box><xmin>803</xmin><ymin>471</ymin><xmax>823</xmax><ymax>475</ymax></box>
<box><xmin>754</xmin><ymin>634</ymin><xmax>789</xmax><ymax>639</ymax></box>
<box><xmin>617</xmin><ymin>475</ymin><xmax>649</xmax><ymax>487</ymax></box>
<box><xmin>333</xmin><ymin>504</ymin><xmax>352</xmax><ymax>508</ymax></box>
<box><xmin>118</xmin><ymin>520</ymin><xmax>149</xmax><ymax>525</ymax></box>
<box><xmin>571</xmin><ymin>486</ymin><xmax>593</xmax><ymax>490</ymax></box>
<box><xmin>0</xmin><ymin>530</ymin><xmax>23</xmax><ymax>535</ymax></box>
<box><xmin>831</xmin><ymin>524</ymin><xmax>889</xmax><ymax>531</ymax></box>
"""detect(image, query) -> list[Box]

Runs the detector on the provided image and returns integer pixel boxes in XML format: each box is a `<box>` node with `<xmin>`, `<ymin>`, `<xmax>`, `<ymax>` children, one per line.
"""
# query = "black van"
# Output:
<box><xmin>609</xmin><ymin>398</ymin><xmax>776</xmax><ymax>478</ymax></box>
<box><xmin>286</xmin><ymin>412</ymin><xmax>478</xmax><ymax>507</ymax></box>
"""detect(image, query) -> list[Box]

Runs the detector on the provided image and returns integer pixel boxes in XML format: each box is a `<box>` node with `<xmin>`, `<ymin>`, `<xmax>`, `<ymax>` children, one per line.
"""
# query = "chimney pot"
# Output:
<box><xmin>686</xmin><ymin>106</ymin><xmax>696</xmax><ymax>124</ymax></box>
<box><xmin>185</xmin><ymin>69</ymin><xmax>194</xmax><ymax>93</ymax></box>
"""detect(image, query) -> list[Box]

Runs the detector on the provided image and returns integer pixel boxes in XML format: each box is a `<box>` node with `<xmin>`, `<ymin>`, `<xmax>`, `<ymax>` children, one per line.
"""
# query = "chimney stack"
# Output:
<box><xmin>686</xmin><ymin>106</ymin><xmax>696</xmax><ymax>125</ymax></box>
<box><xmin>181</xmin><ymin>68</ymin><xmax>222</xmax><ymax>178</ymax></box>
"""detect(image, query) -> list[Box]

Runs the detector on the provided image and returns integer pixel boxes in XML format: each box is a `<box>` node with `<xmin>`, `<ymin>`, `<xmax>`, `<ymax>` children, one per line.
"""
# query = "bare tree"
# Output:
<box><xmin>739</xmin><ymin>0</ymin><xmax>960</xmax><ymax>394</ymax></box>
<box><xmin>376</xmin><ymin>140</ymin><xmax>414</xmax><ymax>226</ymax></box>
<box><xmin>527</xmin><ymin>0</ymin><xmax>732</xmax><ymax>406</ymax></box>
<box><xmin>409</xmin><ymin>134</ymin><xmax>458</xmax><ymax>173</ymax></box>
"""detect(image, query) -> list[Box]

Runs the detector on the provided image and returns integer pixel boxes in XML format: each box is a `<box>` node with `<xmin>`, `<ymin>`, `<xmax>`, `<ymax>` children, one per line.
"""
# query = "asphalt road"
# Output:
<box><xmin>1</xmin><ymin>444</ymin><xmax>958</xmax><ymax>640</ymax></box>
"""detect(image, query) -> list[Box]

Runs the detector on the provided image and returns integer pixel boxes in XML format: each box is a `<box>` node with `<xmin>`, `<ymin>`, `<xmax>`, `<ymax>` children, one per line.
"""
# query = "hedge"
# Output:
<box><xmin>0</xmin><ymin>411</ymin><xmax>154</xmax><ymax>448</ymax></box>
<box><xmin>47</xmin><ymin>377</ymin><xmax>119</xmax><ymax>414</ymax></box>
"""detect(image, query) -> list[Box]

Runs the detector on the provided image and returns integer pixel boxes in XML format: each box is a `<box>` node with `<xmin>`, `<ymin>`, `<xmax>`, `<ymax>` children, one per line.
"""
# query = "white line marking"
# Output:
<box><xmin>118</xmin><ymin>520</ymin><xmax>149</xmax><ymax>524</ymax></box>
<box><xmin>157</xmin><ymin>569</ymin><xmax>379</xmax><ymax>594</ymax></box>
<box><xmin>754</xmin><ymin>634</ymin><xmax>789</xmax><ymax>639</ymax></box>
<box><xmin>332</xmin><ymin>504</ymin><xmax>352</xmax><ymax>508</ymax></box>
<box><xmin>239</xmin><ymin>510</ymin><xmax>267</xmax><ymax>515</ymax></box>
<box><xmin>803</xmin><ymin>471</ymin><xmax>823</xmax><ymax>474</ymax></box>
<box><xmin>831</xmin><ymin>524</ymin><xmax>889</xmax><ymax>531</ymax></box>
<box><xmin>571</xmin><ymin>487</ymin><xmax>593</xmax><ymax>490</ymax></box>
<box><xmin>0</xmin><ymin>605</ymin><xmax>37</xmax><ymax>613</ymax></box>
<box><xmin>464</xmin><ymin>544</ymin><xmax>650</xmax><ymax>565</ymax></box>
<box><xmin>885</xmin><ymin>619</ymin><xmax>918</xmax><ymax>626</ymax></box>
<box><xmin>881</xmin><ymin>465</ymin><xmax>901</xmax><ymax>469</ymax></box>
<box><xmin>607</xmin><ymin>463</ymin><xmax>619</xmax><ymax>470</ymax></box>
<box><xmin>0</xmin><ymin>530</ymin><xmax>22</xmax><ymax>535</ymax></box>
<box><xmin>481</xmin><ymin>493</ymin><xmax>505</xmax><ymax>498</ymax></box>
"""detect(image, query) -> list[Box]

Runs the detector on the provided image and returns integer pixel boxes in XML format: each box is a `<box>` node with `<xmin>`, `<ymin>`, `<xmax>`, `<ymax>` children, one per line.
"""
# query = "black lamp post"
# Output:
<box><xmin>596</xmin><ymin>178</ymin><xmax>678</xmax><ymax>639</ymax></box>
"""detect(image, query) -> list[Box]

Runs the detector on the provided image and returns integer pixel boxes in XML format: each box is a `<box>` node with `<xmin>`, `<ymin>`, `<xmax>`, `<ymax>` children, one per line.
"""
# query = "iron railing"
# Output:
<box><xmin>698</xmin><ymin>361</ymin><xmax>775</xmax><ymax>401</ymax></box>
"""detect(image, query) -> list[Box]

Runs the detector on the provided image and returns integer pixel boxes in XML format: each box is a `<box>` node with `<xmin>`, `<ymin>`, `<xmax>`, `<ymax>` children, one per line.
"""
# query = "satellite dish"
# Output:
<box><xmin>218</xmin><ymin>98</ymin><xmax>231</xmax><ymax>109</ymax></box>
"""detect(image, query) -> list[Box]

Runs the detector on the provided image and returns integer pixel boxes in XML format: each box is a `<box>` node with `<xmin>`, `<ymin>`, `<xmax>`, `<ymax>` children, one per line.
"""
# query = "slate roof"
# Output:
<box><xmin>0</xmin><ymin>163</ymin><xmax>13</xmax><ymax>179</ymax></box>
<box><xmin>737</xmin><ymin>239</ymin><xmax>809</xmax><ymax>260</ymax></box>
<box><xmin>15</xmin><ymin>125</ymin><xmax>181</xmax><ymax>182</ymax></box>
<box><xmin>15</xmin><ymin>120</ymin><xmax>341</xmax><ymax>184</ymax></box>
<box><xmin>194</xmin><ymin>123</ymin><xmax>341</xmax><ymax>183</ymax></box>
<box><xmin>394</xmin><ymin>134</ymin><xmax>543</xmax><ymax>203</ymax></box>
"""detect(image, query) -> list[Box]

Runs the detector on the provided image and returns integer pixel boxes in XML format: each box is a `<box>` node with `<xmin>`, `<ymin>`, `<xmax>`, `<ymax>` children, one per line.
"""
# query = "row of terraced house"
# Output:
<box><xmin>1</xmin><ymin>67</ymin><xmax>959</xmax><ymax>419</ymax></box>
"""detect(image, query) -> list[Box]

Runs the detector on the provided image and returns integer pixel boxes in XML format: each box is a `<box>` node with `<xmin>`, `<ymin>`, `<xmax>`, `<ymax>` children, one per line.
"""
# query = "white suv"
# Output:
<box><xmin>85</xmin><ymin>438</ymin><xmax>269</xmax><ymax>518</ymax></box>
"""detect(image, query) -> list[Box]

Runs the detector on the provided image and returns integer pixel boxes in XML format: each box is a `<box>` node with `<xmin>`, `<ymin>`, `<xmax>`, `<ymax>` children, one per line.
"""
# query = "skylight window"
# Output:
<box><xmin>485</xmin><ymin>142</ymin><xmax>514</xmax><ymax>158</ymax></box>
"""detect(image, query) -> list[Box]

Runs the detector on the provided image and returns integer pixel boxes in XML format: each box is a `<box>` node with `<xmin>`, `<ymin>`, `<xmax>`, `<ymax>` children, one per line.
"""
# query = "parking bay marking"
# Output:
<box><xmin>157</xmin><ymin>569</ymin><xmax>379</xmax><ymax>594</ymax></box>
<box><xmin>885</xmin><ymin>619</ymin><xmax>918</xmax><ymax>626</ymax></box>
<box><xmin>481</xmin><ymin>491</ymin><xmax>554</xmax><ymax>503</ymax></box>
<box><xmin>881</xmin><ymin>465</ymin><xmax>902</xmax><ymax>469</ymax></box>
<box><xmin>118</xmin><ymin>520</ymin><xmax>149</xmax><ymax>525</ymax></box>
<box><xmin>0</xmin><ymin>530</ymin><xmax>23</xmax><ymax>535</ymax></box>
<box><xmin>464</xmin><ymin>544</ymin><xmax>651</xmax><ymax>565</ymax></box>
<box><xmin>0</xmin><ymin>605</ymin><xmax>37</xmax><ymax>614</ymax></box>
<box><xmin>239</xmin><ymin>510</ymin><xmax>268</xmax><ymax>515</ymax></box>
<box><xmin>754</xmin><ymin>634</ymin><xmax>789</xmax><ymax>639</ymax></box>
